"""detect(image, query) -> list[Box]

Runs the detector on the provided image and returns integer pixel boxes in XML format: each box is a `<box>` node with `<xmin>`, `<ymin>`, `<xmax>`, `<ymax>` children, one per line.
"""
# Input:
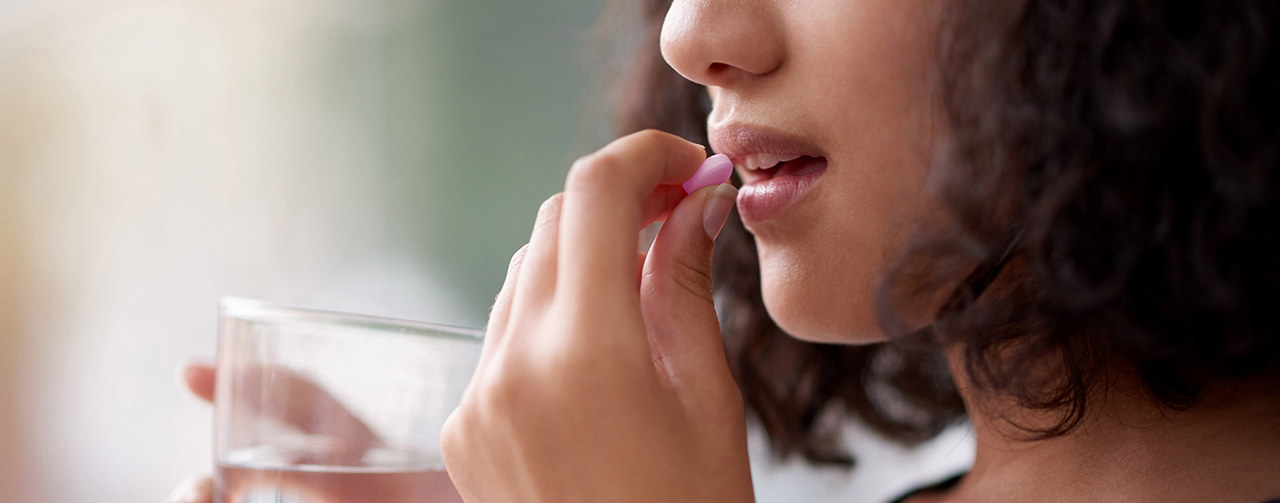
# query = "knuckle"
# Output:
<box><xmin>536</xmin><ymin>193</ymin><xmax>565</xmax><ymax>223</ymax></box>
<box><xmin>507</xmin><ymin>244</ymin><xmax>529</xmax><ymax>272</ymax></box>
<box><xmin>666</xmin><ymin>255</ymin><xmax>715</xmax><ymax>300</ymax></box>
<box><xmin>630</xmin><ymin>128</ymin><xmax>698</xmax><ymax>154</ymax></box>
<box><xmin>439</xmin><ymin>410</ymin><xmax>466</xmax><ymax>454</ymax></box>
<box><xmin>441</xmin><ymin>396</ymin><xmax>486</xmax><ymax>468</ymax></box>
<box><xmin>530</xmin><ymin>194</ymin><xmax>564</xmax><ymax>238</ymax></box>
<box><xmin>631</xmin><ymin>128</ymin><xmax>672</xmax><ymax>145</ymax></box>
<box><xmin>567</xmin><ymin>152</ymin><xmax>621</xmax><ymax>193</ymax></box>
<box><xmin>473</xmin><ymin>360</ymin><xmax>535</xmax><ymax>415</ymax></box>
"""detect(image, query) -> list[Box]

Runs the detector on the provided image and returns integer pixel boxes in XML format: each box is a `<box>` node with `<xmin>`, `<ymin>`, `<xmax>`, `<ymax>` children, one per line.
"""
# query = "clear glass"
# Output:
<box><xmin>214</xmin><ymin>297</ymin><xmax>482</xmax><ymax>503</ymax></box>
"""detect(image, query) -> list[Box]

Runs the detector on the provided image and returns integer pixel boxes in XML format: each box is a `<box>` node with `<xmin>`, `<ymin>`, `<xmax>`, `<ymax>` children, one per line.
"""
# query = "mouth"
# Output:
<box><xmin>734</xmin><ymin>153</ymin><xmax>828</xmax><ymax>184</ymax></box>
<box><xmin>709</xmin><ymin>125</ymin><xmax>829</xmax><ymax>224</ymax></box>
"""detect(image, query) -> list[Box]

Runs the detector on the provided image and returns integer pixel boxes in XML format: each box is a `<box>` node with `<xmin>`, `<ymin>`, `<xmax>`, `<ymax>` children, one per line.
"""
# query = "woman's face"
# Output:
<box><xmin>661</xmin><ymin>0</ymin><xmax>942</xmax><ymax>342</ymax></box>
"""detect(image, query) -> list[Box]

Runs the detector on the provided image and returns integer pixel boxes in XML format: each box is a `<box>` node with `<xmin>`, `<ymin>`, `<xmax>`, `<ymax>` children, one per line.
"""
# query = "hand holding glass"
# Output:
<box><xmin>214</xmin><ymin>298</ymin><xmax>482</xmax><ymax>503</ymax></box>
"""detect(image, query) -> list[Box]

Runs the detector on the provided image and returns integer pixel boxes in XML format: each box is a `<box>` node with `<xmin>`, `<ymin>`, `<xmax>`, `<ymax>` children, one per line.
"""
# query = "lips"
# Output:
<box><xmin>709</xmin><ymin>125</ymin><xmax>829</xmax><ymax>224</ymax></box>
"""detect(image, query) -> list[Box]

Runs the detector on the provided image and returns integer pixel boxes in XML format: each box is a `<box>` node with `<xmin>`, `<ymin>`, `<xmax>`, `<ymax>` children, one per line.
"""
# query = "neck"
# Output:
<box><xmin>944</xmin><ymin>349</ymin><xmax>1280</xmax><ymax>503</ymax></box>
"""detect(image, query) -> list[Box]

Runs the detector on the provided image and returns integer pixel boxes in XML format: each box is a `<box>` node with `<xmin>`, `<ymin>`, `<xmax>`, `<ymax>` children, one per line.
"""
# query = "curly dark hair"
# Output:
<box><xmin>606</xmin><ymin>0</ymin><xmax>1280</xmax><ymax>465</ymax></box>
<box><xmin>888</xmin><ymin>0</ymin><xmax>1280</xmax><ymax>435</ymax></box>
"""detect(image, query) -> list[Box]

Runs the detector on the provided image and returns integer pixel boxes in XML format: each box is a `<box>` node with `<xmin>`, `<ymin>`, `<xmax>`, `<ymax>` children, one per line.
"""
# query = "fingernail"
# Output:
<box><xmin>702</xmin><ymin>184</ymin><xmax>737</xmax><ymax>240</ymax></box>
<box><xmin>682</xmin><ymin>154</ymin><xmax>733</xmax><ymax>194</ymax></box>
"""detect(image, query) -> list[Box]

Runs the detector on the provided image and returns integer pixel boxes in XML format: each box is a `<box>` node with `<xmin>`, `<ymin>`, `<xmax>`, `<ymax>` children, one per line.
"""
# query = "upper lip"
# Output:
<box><xmin>708</xmin><ymin>124</ymin><xmax>825</xmax><ymax>174</ymax></box>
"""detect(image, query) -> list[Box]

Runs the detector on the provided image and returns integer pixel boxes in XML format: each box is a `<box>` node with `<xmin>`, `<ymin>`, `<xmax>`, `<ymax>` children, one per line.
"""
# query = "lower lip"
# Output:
<box><xmin>736</xmin><ymin>157</ymin><xmax>827</xmax><ymax>223</ymax></box>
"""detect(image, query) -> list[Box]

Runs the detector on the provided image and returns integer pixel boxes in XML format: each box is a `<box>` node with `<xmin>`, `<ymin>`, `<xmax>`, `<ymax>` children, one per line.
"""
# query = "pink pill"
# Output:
<box><xmin>682</xmin><ymin>154</ymin><xmax>734</xmax><ymax>194</ymax></box>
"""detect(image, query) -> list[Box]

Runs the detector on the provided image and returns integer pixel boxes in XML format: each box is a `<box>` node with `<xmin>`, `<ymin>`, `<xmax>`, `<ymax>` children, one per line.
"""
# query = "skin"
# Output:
<box><xmin>440</xmin><ymin>133</ymin><xmax>754</xmax><ymax>502</ymax></box>
<box><xmin>173</xmin><ymin>0</ymin><xmax>1280</xmax><ymax>501</ymax></box>
<box><xmin>663</xmin><ymin>0</ymin><xmax>941</xmax><ymax>342</ymax></box>
<box><xmin>934</xmin><ymin>361</ymin><xmax>1280</xmax><ymax>503</ymax></box>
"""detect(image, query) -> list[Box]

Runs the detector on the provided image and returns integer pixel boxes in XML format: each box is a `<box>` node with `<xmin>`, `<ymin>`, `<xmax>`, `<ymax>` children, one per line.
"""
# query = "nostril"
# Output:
<box><xmin>708</xmin><ymin>62</ymin><xmax>731</xmax><ymax>75</ymax></box>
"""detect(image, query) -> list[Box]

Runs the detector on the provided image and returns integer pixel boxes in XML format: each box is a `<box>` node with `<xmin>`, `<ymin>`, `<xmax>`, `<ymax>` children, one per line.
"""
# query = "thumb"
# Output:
<box><xmin>640</xmin><ymin>182</ymin><xmax>738</xmax><ymax>389</ymax></box>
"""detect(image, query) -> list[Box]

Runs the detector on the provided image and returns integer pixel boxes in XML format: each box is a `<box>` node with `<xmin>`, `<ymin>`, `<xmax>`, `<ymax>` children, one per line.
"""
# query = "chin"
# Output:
<box><xmin>756</xmin><ymin>253</ymin><xmax>888</xmax><ymax>345</ymax></box>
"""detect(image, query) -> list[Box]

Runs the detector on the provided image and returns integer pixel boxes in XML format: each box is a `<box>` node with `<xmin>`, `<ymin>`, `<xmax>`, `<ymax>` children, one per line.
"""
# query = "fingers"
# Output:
<box><xmin>172</xmin><ymin>369</ymin><xmax>215</xmax><ymax>503</ymax></box>
<box><xmin>513</xmin><ymin>193</ymin><xmax>564</xmax><ymax>316</ymax></box>
<box><xmin>181</xmin><ymin>362</ymin><xmax>216</xmax><ymax>403</ymax></box>
<box><xmin>485</xmin><ymin>244</ymin><xmax>529</xmax><ymax>343</ymax></box>
<box><xmin>475</xmin><ymin>243</ymin><xmax>528</xmax><ymax>383</ymax></box>
<box><xmin>180</xmin><ymin>360</ymin><xmax>378</xmax><ymax>457</ymax></box>
<box><xmin>164</xmin><ymin>473</ymin><xmax>212</xmax><ymax>503</ymax></box>
<box><xmin>641</xmin><ymin>183</ymin><xmax>738</xmax><ymax>393</ymax></box>
<box><xmin>227</xmin><ymin>365</ymin><xmax>380</xmax><ymax>464</ymax></box>
<box><xmin>559</xmin><ymin>130</ymin><xmax>708</xmax><ymax>300</ymax></box>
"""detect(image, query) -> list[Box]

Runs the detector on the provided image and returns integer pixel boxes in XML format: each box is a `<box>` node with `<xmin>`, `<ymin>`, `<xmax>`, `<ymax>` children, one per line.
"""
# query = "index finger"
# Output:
<box><xmin>558</xmin><ymin>130</ymin><xmax>708</xmax><ymax>298</ymax></box>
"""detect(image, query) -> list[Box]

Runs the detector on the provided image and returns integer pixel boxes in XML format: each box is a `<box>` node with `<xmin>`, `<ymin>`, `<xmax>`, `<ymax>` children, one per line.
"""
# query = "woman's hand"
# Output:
<box><xmin>440</xmin><ymin>130</ymin><xmax>753</xmax><ymax>502</ymax></box>
<box><xmin>164</xmin><ymin>363</ymin><xmax>382</xmax><ymax>503</ymax></box>
<box><xmin>165</xmin><ymin>363</ymin><xmax>216</xmax><ymax>503</ymax></box>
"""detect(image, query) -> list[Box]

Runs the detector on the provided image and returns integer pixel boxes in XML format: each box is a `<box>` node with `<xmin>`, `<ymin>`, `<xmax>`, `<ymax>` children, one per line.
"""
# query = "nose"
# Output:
<box><xmin>660</xmin><ymin>0</ymin><xmax>785</xmax><ymax>88</ymax></box>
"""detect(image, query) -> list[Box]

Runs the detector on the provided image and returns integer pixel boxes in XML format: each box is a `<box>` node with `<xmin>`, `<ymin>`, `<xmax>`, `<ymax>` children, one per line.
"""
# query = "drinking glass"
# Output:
<box><xmin>214</xmin><ymin>297</ymin><xmax>482</xmax><ymax>503</ymax></box>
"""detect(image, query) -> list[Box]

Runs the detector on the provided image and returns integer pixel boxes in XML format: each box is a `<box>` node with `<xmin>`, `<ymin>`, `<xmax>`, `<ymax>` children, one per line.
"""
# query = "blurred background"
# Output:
<box><xmin>0</xmin><ymin>1</ymin><xmax>970</xmax><ymax>501</ymax></box>
<box><xmin>0</xmin><ymin>0</ymin><xmax>607</xmax><ymax>500</ymax></box>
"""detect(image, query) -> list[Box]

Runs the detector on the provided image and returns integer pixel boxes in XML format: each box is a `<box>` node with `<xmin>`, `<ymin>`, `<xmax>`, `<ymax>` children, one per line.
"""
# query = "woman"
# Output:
<box><xmin>172</xmin><ymin>0</ymin><xmax>1280</xmax><ymax>501</ymax></box>
<box><xmin>441</xmin><ymin>0</ymin><xmax>1280</xmax><ymax>501</ymax></box>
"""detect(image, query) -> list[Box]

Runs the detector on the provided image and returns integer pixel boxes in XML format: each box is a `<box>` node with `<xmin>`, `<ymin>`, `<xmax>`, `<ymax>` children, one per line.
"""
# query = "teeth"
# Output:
<box><xmin>740</xmin><ymin>153</ymin><xmax>803</xmax><ymax>171</ymax></box>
